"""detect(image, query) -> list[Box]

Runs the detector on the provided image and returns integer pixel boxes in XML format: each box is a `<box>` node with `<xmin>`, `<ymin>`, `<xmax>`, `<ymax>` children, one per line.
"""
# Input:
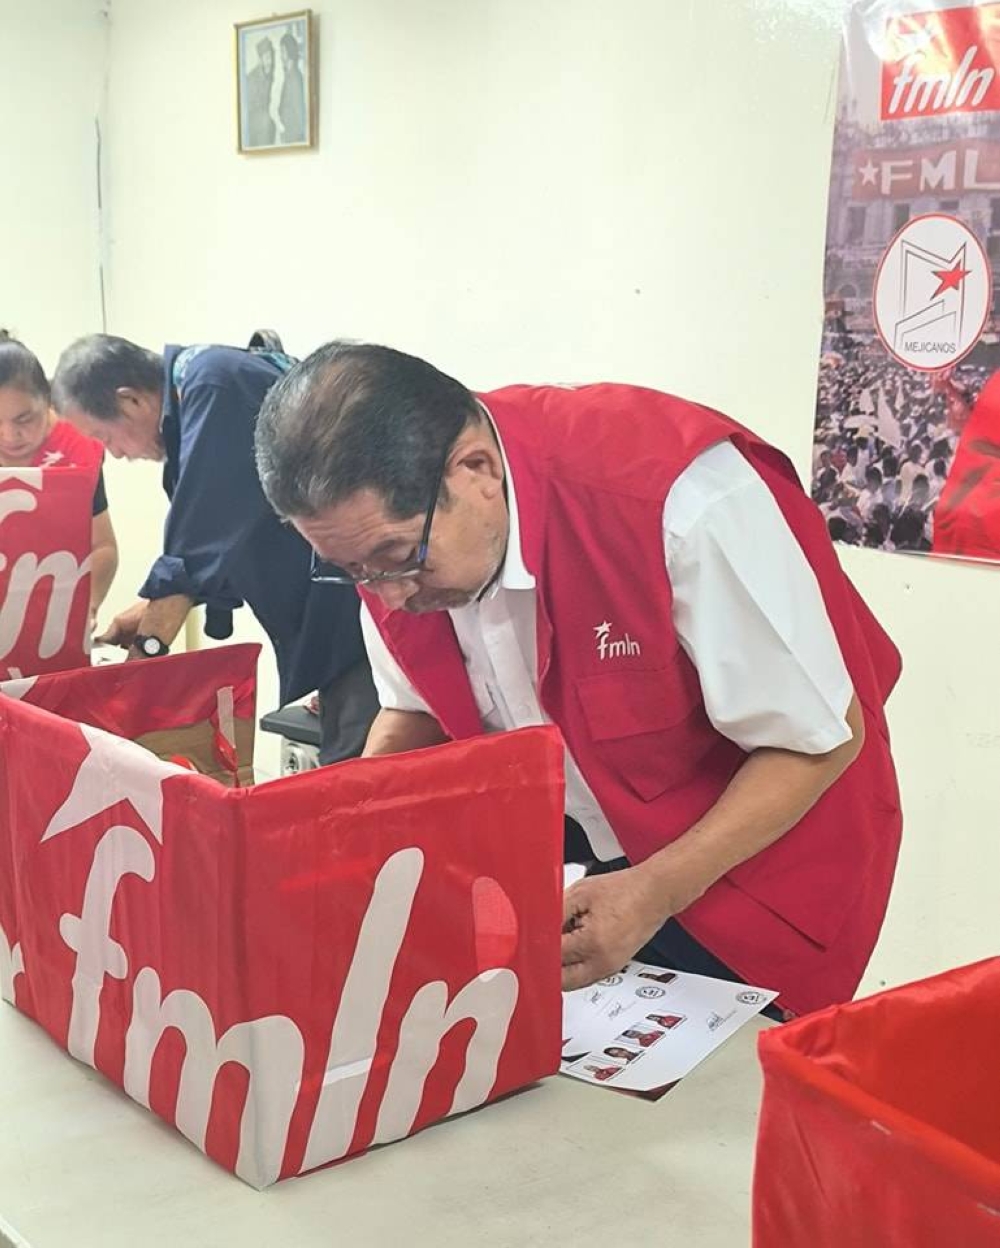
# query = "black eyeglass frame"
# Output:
<box><xmin>309</xmin><ymin>455</ymin><xmax>448</xmax><ymax>586</ymax></box>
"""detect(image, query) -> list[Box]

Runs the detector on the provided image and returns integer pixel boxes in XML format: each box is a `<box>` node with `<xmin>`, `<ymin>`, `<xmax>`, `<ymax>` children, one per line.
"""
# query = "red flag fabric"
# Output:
<box><xmin>2</xmin><ymin>643</ymin><xmax>261</xmax><ymax>785</ymax></box>
<box><xmin>0</xmin><ymin>647</ymin><xmax>564</xmax><ymax>1187</ymax></box>
<box><xmin>0</xmin><ymin>467</ymin><xmax>93</xmax><ymax>680</ymax></box>
<box><xmin>754</xmin><ymin>958</ymin><xmax>1000</xmax><ymax>1246</ymax></box>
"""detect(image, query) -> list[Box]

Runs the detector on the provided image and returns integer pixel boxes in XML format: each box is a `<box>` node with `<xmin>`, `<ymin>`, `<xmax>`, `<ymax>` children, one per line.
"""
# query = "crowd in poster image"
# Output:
<box><xmin>812</xmin><ymin>328</ymin><xmax>996</xmax><ymax>554</ymax></box>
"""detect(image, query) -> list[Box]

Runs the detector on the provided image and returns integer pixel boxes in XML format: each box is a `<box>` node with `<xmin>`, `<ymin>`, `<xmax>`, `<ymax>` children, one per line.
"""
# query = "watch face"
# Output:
<box><xmin>140</xmin><ymin>636</ymin><xmax>165</xmax><ymax>657</ymax></box>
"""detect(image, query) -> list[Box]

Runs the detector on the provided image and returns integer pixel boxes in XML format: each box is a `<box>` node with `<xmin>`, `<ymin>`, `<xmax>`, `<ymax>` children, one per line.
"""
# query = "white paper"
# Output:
<box><xmin>561</xmin><ymin>961</ymin><xmax>776</xmax><ymax>1095</ymax></box>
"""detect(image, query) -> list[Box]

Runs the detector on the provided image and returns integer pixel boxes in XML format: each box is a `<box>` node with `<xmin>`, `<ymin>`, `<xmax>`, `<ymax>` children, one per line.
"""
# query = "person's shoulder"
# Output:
<box><xmin>176</xmin><ymin>344</ymin><xmax>281</xmax><ymax>390</ymax></box>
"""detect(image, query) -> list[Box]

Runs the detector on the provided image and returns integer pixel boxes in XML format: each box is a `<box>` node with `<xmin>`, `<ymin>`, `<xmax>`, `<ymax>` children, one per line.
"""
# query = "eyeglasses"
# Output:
<box><xmin>310</xmin><ymin>457</ymin><xmax>447</xmax><ymax>586</ymax></box>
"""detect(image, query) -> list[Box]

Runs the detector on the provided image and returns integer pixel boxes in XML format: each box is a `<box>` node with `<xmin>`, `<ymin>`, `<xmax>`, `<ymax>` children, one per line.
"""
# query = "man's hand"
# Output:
<box><xmin>99</xmin><ymin>593</ymin><xmax>193</xmax><ymax>659</ymax></box>
<box><xmin>95</xmin><ymin>600</ymin><xmax>147</xmax><ymax>649</ymax></box>
<box><xmin>561</xmin><ymin>868</ymin><xmax>671</xmax><ymax>992</ymax></box>
<box><xmin>560</xmin><ymin>695</ymin><xmax>868</xmax><ymax>993</ymax></box>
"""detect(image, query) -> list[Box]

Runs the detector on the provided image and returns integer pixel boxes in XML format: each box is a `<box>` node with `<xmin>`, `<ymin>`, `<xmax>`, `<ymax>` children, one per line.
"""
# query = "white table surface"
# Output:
<box><xmin>0</xmin><ymin>1004</ymin><xmax>768</xmax><ymax>1247</ymax></box>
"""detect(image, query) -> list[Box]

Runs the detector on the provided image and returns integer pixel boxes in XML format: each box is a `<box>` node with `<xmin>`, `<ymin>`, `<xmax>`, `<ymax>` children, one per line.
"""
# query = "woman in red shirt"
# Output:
<box><xmin>0</xmin><ymin>333</ymin><xmax>118</xmax><ymax>625</ymax></box>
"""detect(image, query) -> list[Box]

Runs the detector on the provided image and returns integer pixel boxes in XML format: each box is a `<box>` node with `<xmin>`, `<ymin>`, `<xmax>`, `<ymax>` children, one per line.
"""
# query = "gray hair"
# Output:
<box><xmin>52</xmin><ymin>334</ymin><xmax>163</xmax><ymax>420</ymax></box>
<box><xmin>254</xmin><ymin>340</ymin><xmax>481</xmax><ymax>520</ymax></box>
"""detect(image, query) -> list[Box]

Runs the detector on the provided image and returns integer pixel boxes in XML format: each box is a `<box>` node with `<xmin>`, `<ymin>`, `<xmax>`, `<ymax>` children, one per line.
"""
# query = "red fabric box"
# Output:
<box><xmin>754</xmin><ymin>959</ymin><xmax>1000</xmax><ymax>1246</ymax></box>
<box><xmin>0</xmin><ymin>466</ymin><xmax>92</xmax><ymax>679</ymax></box>
<box><xmin>0</xmin><ymin>645</ymin><xmax>564</xmax><ymax>1186</ymax></box>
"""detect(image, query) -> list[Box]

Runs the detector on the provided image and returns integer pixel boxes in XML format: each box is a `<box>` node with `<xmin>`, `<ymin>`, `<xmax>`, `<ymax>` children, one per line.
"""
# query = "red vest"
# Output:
<box><xmin>364</xmin><ymin>385</ymin><xmax>902</xmax><ymax>1015</ymax></box>
<box><xmin>31</xmin><ymin>420</ymin><xmax>104</xmax><ymax>473</ymax></box>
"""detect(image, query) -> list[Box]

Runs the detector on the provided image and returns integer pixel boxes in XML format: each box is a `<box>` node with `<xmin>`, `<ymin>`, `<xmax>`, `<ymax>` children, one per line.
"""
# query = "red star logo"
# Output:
<box><xmin>931</xmin><ymin>261</ymin><xmax>971</xmax><ymax>298</ymax></box>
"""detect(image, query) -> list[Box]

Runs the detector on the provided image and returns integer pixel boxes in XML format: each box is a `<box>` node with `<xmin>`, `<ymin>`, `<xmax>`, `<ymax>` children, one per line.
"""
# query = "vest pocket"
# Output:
<box><xmin>575</xmin><ymin>666</ymin><xmax>715</xmax><ymax>801</ymax></box>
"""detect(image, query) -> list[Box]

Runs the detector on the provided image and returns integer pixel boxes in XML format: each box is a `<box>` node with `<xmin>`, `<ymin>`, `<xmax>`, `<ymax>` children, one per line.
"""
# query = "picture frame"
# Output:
<box><xmin>235</xmin><ymin>10</ymin><xmax>316</xmax><ymax>154</ymax></box>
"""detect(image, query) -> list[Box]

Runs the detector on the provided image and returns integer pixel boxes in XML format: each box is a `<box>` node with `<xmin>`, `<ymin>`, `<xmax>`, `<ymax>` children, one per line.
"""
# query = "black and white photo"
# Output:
<box><xmin>236</xmin><ymin>11</ymin><xmax>314</xmax><ymax>153</ymax></box>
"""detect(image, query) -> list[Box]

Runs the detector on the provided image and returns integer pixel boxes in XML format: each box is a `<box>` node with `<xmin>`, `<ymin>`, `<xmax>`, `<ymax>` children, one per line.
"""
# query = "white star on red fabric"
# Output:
<box><xmin>43</xmin><ymin>724</ymin><xmax>187</xmax><ymax>845</ymax></box>
<box><xmin>0</xmin><ymin>675</ymin><xmax>39</xmax><ymax>699</ymax></box>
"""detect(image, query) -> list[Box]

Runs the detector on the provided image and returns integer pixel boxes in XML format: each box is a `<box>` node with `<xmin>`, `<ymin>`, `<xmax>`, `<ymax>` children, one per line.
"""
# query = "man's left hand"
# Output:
<box><xmin>561</xmin><ymin>868</ymin><xmax>671</xmax><ymax>992</ymax></box>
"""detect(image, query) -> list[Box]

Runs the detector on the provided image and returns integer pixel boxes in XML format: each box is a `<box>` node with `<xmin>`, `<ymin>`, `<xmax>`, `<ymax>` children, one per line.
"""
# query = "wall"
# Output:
<box><xmin>0</xmin><ymin>0</ymin><xmax>167</xmax><ymax>744</ymax></box>
<box><xmin>0</xmin><ymin>0</ymin><xmax>106</xmax><ymax>370</ymax></box>
<box><xmin>99</xmin><ymin>0</ymin><xmax>999</xmax><ymax>993</ymax></box>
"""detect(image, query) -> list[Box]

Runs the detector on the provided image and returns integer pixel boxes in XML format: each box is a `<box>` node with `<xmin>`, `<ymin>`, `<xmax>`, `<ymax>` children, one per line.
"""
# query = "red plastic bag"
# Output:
<box><xmin>0</xmin><ymin>647</ymin><xmax>564</xmax><ymax>1187</ymax></box>
<box><xmin>754</xmin><ymin>959</ymin><xmax>1000</xmax><ymax>1246</ymax></box>
<box><xmin>0</xmin><ymin>467</ymin><xmax>92</xmax><ymax>679</ymax></box>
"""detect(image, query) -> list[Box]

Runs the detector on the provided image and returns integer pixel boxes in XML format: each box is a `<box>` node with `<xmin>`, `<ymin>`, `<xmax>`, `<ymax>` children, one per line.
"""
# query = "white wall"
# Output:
<box><xmin>0</xmin><ymin>0</ymin><xmax>106</xmax><ymax>370</ymax></box>
<box><xmin>96</xmin><ymin>0</ymin><xmax>999</xmax><ymax>993</ymax></box>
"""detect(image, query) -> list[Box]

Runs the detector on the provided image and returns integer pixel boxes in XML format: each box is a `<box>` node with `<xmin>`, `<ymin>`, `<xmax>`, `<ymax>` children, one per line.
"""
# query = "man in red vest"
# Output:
<box><xmin>255</xmin><ymin>342</ymin><xmax>903</xmax><ymax>1018</ymax></box>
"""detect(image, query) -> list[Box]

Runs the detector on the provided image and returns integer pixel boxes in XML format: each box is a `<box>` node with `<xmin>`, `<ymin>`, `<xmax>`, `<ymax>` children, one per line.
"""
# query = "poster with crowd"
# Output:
<box><xmin>814</xmin><ymin>1</ymin><xmax>1000</xmax><ymax>562</ymax></box>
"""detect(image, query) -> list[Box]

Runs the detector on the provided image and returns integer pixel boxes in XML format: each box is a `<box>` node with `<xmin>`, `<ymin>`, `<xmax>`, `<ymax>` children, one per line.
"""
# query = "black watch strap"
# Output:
<box><xmin>133</xmin><ymin>634</ymin><xmax>170</xmax><ymax>659</ymax></box>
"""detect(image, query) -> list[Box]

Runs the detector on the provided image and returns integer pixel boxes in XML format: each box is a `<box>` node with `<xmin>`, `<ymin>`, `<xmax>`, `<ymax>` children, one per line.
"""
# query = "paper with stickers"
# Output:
<box><xmin>561</xmin><ymin>961</ymin><xmax>776</xmax><ymax>1097</ymax></box>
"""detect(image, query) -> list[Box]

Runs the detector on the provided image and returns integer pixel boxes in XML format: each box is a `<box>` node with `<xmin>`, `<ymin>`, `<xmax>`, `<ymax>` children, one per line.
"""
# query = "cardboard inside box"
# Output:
<box><xmin>136</xmin><ymin>716</ymin><xmax>256</xmax><ymax>787</ymax></box>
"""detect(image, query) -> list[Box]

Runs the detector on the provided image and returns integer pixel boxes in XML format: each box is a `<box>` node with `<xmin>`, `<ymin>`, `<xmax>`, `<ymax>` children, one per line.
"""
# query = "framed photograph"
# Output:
<box><xmin>235</xmin><ymin>10</ymin><xmax>315</xmax><ymax>154</ymax></box>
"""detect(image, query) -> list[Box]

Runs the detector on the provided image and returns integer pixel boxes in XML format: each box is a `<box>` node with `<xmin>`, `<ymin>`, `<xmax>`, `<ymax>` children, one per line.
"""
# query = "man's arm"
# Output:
<box><xmin>562</xmin><ymin>695</ymin><xmax>864</xmax><ymax>989</ymax></box>
<box><xmin>358</xmin><ymin>606</ymin><xmax>446</xmax><ymax>755</ymax></box>
<box><xmin>137</xmin><ymin>375</ymin><xmax>269</xmax><ymax>624</ymax></box>
<box><xmin>363</xmin><ymin>708</ymin><xmax>448</xmax><ymax>756</ymax></box>
<box><xmin>131</xmin><ymin>593</ymin><xmax>194</xmax><ymax>654</ymax></box>
<box><xmin>563</xmin><ymin>442</ymin><xmax>866</xmax><ymax>991</ymax></box>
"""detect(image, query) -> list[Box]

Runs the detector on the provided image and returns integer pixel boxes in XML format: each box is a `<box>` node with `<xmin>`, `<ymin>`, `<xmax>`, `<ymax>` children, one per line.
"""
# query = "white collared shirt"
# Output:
<box><xmin>360</xmin><ymin>435</ymin><xmax>853</xmax><ymax>862</ymax></box>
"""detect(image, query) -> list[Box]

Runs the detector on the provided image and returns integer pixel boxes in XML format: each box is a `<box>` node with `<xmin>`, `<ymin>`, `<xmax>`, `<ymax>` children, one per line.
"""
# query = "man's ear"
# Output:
<box><xmin>446</xmin><ymin>434</ymin><xmax>505</xmax><ymax>499</ymax></box>
<box><xmin>115</xmin><ymin>386</ymin><xmax>156</xmax><ymax>422</ymax></box>
<box><xmin>114</xmin><ymin>386</ymin><xmax>141</xmax><ymax>412</ymax></box>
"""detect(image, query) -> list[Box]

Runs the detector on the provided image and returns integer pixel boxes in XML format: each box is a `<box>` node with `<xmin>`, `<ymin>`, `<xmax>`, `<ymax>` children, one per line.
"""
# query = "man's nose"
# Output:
<box><xmin>372</xmin><ymin>577</ymin><xmax>419</xmax><ymax>609</ymax></box>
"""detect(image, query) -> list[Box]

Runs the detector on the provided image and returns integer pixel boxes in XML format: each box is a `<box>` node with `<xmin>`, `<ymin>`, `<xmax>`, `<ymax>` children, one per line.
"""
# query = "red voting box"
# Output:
<box><xmin>0</xmin><ymin>467</ymin><xmax>93</xmax><ymax>680</ymax></box>
<box><xmin>0</xmin><ymin>646</ymin><xmax>564</xmax><ymax>1187</ymax></box>
<box><xmin>754</xmin><ymin>959</ymin><xmax>1000</xmax><ymax>1246</ymax></box>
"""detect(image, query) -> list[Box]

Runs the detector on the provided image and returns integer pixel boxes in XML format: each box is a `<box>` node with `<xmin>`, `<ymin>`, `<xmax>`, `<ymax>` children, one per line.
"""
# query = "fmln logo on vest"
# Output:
<box><xmin>594</xmin><ymin>620</ymin><xmax>641</xmax><ymax>661</ymax></box>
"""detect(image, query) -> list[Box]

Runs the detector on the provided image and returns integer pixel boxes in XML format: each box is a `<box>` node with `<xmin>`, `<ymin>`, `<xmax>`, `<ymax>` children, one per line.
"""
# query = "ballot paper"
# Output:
<box><xmin>561</xmin><ymin>961</ymin><xmax>777</xmax><ymax>1099</ymax></box>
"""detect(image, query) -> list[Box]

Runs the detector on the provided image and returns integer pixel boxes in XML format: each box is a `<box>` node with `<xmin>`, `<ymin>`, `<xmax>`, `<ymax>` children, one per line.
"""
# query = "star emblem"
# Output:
<box><xmin>594</xmin><ymin>621</ymin><xmax>612</xmax><ymax>639</ymax></box>
<box><xmin>43</xmin><ymin>724</ymin><xmax>187</xmax><ymax>845</ymax></box>
<box><xmin>858</xmin><ymin>159</ymin><xmax>879</xmax><ymax>187</ymax></box>
<box><xmin>931</xmin><ymin>260</ymin><xmax>971</xmax><ymax>298</ymax></box>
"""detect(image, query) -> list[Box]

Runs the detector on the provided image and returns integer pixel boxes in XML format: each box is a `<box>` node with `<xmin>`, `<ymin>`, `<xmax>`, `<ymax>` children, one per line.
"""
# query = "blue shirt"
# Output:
<box><xmin>139</xmin><ymin>344</ymin><xmax>364</xmax><ymax>704</ymax></box>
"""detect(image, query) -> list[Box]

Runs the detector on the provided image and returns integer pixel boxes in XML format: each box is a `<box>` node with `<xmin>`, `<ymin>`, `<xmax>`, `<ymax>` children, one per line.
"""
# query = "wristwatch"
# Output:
<box><xmin>132</xmin><ymin>634</ymin><xmax>170</xmax><ymax>659</ymax></box>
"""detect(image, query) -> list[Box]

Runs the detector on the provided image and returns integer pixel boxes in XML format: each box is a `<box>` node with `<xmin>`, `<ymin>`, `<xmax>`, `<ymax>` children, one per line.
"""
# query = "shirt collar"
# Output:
<box><xmin>478</xmin><ymin>401</ymin><xmax>535</xmax><ymax>595</ymax></box>
<box><xmin>160</xmin><ymin>345</ymin><xmax>182</xmax><ymax>433</ymax></box>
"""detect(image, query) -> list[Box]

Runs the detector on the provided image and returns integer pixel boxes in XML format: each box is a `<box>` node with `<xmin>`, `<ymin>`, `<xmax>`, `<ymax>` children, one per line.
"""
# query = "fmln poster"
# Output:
<box><xmin>813</xmin><ymin>1</ymin><xmax>1000</xmax><ymax>562</ymax></box>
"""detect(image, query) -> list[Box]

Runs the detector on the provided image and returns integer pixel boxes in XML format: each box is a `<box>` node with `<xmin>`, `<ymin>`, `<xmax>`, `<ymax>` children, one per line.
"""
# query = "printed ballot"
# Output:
<box><xmin>562</xmin><ymin>961</ymin><xmax>776</xmax><ymax>1098</ymax></box>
